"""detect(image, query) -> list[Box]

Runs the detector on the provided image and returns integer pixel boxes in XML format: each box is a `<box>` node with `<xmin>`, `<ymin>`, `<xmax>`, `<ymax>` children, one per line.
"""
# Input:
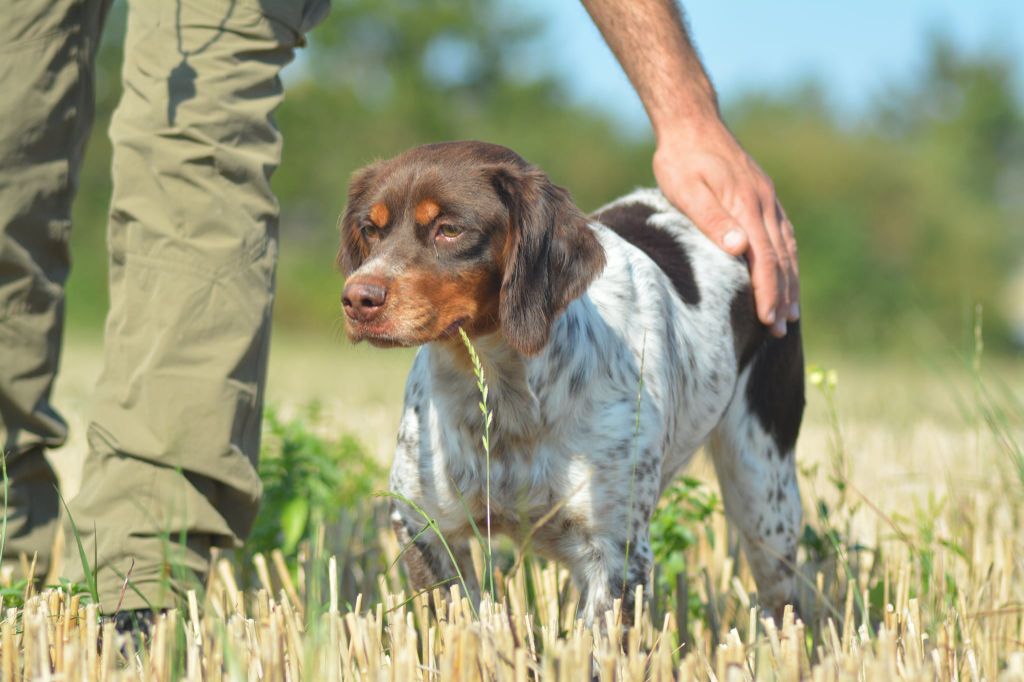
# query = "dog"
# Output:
<box><xmin>338</xmin><ymin>141</ymin><xmax>804</xmax><ymax>623</ymax></box>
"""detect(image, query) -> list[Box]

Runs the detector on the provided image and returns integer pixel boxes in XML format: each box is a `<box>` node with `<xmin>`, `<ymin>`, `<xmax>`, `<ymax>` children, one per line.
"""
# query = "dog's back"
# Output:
<box><xmin>592</xmin><ymin>189</ymin><xmax>804</xmax><ymax>455</ymax></box>
<box><xmin>593</xmin><ymin>189</ymin><xmax>805</xmax><ymax>610</ymax></box>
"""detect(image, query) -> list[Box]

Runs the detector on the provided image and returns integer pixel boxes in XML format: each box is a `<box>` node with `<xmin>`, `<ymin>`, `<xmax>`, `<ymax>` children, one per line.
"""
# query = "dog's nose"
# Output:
<box><xmin>342</xmin><ymin>279</ymin><xmax>388</xmax><ymax>322</ymax></box>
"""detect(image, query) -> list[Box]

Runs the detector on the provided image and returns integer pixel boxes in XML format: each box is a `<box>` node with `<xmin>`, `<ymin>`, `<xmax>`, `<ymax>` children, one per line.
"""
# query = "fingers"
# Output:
<box><xmin>738</xmin><ymin>198</ymin><xmax>785</xmax><ymax>334</ymax></box>
<box><xmin>759</xmin><ymin>196</ymin><xmax>792</xmax><ymax>336</ymax></box>
<box><xmin>684</xmin><ymin>183</ymin><xmax>749</xmax><ymax>256</ymax></box>
<box><xmin>686</xmin><ymin>181</ymin><xmax>793</xmax><ymax>336</ymax></box>
<box><xmin>777</xmin><ymin>201</ymin><xmax>800</xmax><ymax>321</ymax></box>
<box><xmin>742</xmin><ymin>189</ymin><xmax>801</xmax><ymax>336</ymax></box>
<box><xmin>652</xmin><ymin>135</ymin><xmax>800</xmax><ymax>336</ymax></box>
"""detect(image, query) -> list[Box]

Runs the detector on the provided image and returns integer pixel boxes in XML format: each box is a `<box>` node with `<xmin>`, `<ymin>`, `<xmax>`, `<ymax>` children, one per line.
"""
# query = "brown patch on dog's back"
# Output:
<box><xmin>415</xmin><ymin>198</ymin><xmax>441</xmax><ymax>225</ymax></box>
<box><xmin>729</xmin><ymin>285</ymin><xmax>767</xmax><ymax>370</ymax></box>
<box><xmin>369</xmin><ymin>202</ymin><xmax>390</xmax><ymax>227</ymax></box>
<box><xmin>593</xmin><ymin>202</ymin><xmax>701</xmax><ymax>305</ymax></box>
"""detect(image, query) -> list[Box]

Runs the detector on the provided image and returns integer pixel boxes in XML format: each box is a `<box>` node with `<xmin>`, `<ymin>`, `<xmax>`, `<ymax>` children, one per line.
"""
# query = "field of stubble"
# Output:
<box><xmin>8</xmin><ymin>330</ymin><xmax>1024</xmax><ymax>681</ymax></box>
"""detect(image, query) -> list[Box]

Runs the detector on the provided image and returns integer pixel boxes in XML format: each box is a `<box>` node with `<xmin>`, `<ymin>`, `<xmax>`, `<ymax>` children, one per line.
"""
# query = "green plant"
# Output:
<box><xmin>57</xmin><ymin>487</ymin><xmax>99</xmax><ymax>606</ymax></box>
<box><xmin>798</xmin><ymin>364</ymin><xmax>876</xmax><ymax>631</ymax></box>
<box><xmin>963</xmin><ymin>306</ymin><xmax>1023</xmax><ymax>488</ymax></box>
<box><xmin>459</xmin><ymin>329</ymin><xmax>496</xmax><ymax>601</ymax></box>
<box><xmin>247</xmin><ymin>405</ymin><xmax>382</xmax><ymax>564</ymax></box>
<box><xmin>649</xmin><ymin>476</ymin><xmax>720</xmax><ymax>621</ymax></box>
<box><xmin>0</xmin><ymin>453</ymin><xmax>7</xmax><ymax>574</ymax></box>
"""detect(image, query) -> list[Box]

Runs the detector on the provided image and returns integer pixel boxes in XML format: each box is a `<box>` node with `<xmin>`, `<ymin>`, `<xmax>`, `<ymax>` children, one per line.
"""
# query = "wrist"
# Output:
<box><xmin>653</xmin><ymin>109</ymin><xmax>730</xmax><ymax>149</ymax></box>
<box><xmin>648</xmin><ymin>69</ymin><xmax>716</xmax><ymax>133</ymax></box>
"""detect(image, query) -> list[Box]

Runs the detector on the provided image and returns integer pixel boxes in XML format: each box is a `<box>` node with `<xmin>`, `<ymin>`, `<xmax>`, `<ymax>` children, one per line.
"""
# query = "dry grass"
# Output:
<box><xmin>6</xmin><ymin>333</ymin><xmax>1024</xmax><ymax>680</ymax></box>
<box><xmin>14</xmin><ymin>554</ymin><xmax>1021</xmax><ymax>681</ymax></box>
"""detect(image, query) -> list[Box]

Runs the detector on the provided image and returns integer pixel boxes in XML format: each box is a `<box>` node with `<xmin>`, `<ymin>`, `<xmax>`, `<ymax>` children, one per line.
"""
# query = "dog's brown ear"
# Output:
<box><xmin>491</xmin><ymin>164</ymin><xmax>606</xmax><ymax>355</ymax></box>
<box><xmin>337</xmin><ymin>162</ymin><xmax>382</xmax><ymax>275</ymax></box>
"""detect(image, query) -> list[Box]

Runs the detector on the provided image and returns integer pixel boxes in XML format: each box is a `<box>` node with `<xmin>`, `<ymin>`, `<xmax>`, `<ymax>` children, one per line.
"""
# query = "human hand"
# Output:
<box><xmin>653</xmin><ymin>120</ymin><xmax>799</xmax><ymax>337</ymax></box>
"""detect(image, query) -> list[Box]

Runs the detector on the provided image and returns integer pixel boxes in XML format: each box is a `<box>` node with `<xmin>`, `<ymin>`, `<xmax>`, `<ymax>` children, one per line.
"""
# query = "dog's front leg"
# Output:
<box><xmin>569</xmin><ymin>526</ymin><xmax>654</xmax><ymax>629</ymax></box>
<box><xmin>567</xmin><ymin>435</ymin><xmax>662</xmax><ymax>628</ymax></box>
<box><xmin>391</xmin><ymin>504</ymin><xmax>481</xmax><ymax>605</ymax></box>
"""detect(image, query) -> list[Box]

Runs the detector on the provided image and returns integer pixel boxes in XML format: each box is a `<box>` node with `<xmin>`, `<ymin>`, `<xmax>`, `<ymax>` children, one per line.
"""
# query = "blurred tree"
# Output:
<box><xmin>728</xmin><ymin>37</ymin><xmax>1022</xmax><ymax>351</ymax></box>
<box><xmin>65</xmin><ymin>2</ymin><xmax>1022</xmax><ymax>354</ymax></box>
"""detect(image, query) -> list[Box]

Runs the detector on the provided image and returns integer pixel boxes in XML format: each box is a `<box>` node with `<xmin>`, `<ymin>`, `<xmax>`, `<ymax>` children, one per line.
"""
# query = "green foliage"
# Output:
<box><xmin>65</xmin><ymin>2</ymin><xmax>1023</xmax><ymax>354</ymax></box>
<box><xmin>732</xmin><ymin>53</ymin><xmax>1023</xmax><ymax>352</ymax></box>
<box><xmin>247</xmin><ymin>405</ymin><xmax>382</xmax><ymax>562</ymax></box>
<box><xmin>0</xmin><ymin>578</ymin><xmax>94</xmax><ymax>611</ymax></box>
<box><xmin>649</xmin><ymin>476</ymin><xmax>719</xmax><ymax>620</ymax></box>
<box><xmin>0</xmin><ymin>453</ymin><xmax>8</xmax><ymax>580</ymax></box>
<box><xmin>0</xmin><ymin>581</ymin><xmax>30</xmax><ymax>610</ymax></box>
<box><xmin>890</xmin><ymin>493</ymin><xmax>966</xmax><ymax>610</ymax></box>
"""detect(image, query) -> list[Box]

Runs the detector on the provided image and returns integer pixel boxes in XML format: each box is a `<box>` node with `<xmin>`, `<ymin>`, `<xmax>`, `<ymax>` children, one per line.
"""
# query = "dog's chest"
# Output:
<box><xmin>389</xmin><ymin>214</ymin><xmax>747</xmax><ymax>538</ymax></box>
<box><xmin>392</xmin><ymin>338</ymin><xmax>709</xmax><ymax>539</ymax></box>
<box><xmin>412</xmin><ymin>384</ymin><xmax>629</xmax><ymax>533</ymax></box>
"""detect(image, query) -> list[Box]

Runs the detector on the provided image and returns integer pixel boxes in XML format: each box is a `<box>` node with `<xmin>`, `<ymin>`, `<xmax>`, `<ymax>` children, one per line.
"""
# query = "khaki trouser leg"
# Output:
<box><xmin>0</xmin><ymin>0</ymin><xmax>109</xmax><ymax>579</ymax></box>
<box><xmin>61</xmin><ymin>0</ymin><xmax>327</xmax><ymax>611</ymax></box>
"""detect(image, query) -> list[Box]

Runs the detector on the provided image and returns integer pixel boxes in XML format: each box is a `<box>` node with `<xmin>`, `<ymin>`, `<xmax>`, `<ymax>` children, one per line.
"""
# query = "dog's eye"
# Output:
<box><xmin>436</xmin><ymin>224</ymin><xmax>463</xmax><ymax>240</ymax></box>
<box><xmin>361</xmin><ymin>224</ymin><xmax>380</xmax><ymax>240</ymax></box>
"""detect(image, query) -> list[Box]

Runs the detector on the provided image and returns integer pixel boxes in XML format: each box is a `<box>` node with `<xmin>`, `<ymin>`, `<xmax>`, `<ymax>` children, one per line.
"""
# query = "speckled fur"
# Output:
<box><xmin>387</xmin><ymin>188</ymin><xmax>804</xmax><ymax>623</ymax></box>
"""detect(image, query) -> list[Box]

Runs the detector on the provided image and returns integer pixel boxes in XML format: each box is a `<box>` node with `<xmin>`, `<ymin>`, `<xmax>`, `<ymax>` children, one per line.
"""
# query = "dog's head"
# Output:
<box><xmin>338</xmin><ymin>141</ymin><xmax>605</xmax><ymax>354</ymax></box>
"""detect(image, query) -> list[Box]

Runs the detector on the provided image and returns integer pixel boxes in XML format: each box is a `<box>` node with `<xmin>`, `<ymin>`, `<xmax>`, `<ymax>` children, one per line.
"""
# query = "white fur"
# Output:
<box><xmin>388</xmin><ymin>189</ymin><xmax>802</xmax><ymax>621</ymax></box>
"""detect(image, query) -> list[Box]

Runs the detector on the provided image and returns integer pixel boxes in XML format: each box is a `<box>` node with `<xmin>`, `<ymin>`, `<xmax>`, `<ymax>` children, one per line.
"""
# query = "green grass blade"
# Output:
<box><xmin>0</xmin><ymin>452</ymin><xmax>8</xmax><ymax>571</ymax></box>
<box><xmin>57</xmin><ymin>485</ymin><xmax>100</xmax><ymax>606</ymax></box>
<box><xmin>376</xmin><ymin>490</ymin><xmax>477</xmax><ymax>616</ymax></box>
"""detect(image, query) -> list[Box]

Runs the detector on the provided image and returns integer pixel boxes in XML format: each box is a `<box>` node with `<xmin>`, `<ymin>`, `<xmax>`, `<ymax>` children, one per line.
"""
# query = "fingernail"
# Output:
<box><xmin>723</xmin><ymin>230</ymin><xmax>744</xmax><ymax>250</ymax></box>
<box><xmin>772</xmin><ymin>319</ymin><xmax>787</xmax><ymax>337</ymax></box>
<box><xmin>788</xmin><ymin>303</ymin><xmax>800</xmax><ymax>320</ymax></box>
<box><xmin>764</xmin><ymin>309</ymin><xmax>776</xmax><ymax>325</ymax></box>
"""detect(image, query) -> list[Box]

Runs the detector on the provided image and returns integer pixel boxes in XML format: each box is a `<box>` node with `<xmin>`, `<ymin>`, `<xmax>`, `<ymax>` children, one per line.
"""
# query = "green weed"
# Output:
<box><xmin>248</xmin><ymin>404</ymin><xmax>382</xmax><ymax>565</ymax></box>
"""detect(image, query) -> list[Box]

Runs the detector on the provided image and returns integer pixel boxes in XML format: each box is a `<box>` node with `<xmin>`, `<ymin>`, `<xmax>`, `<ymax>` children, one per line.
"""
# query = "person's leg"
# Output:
<box><xmin>0</xmin><ymin>0</ymin><xmax>109</xmax><ymax>579</ymax></box>
<box><xmin>61</xmin><ymin>0</ymin><xmax>327</xmax><ymax>611</ymax></box>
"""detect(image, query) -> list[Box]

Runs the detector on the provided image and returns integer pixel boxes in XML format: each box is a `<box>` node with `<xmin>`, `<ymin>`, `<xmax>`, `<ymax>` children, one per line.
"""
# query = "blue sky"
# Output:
<box><xmin>510</xmin><ymin>0</ymin><xmax>1024</xmax><ymax>135</ymax></box>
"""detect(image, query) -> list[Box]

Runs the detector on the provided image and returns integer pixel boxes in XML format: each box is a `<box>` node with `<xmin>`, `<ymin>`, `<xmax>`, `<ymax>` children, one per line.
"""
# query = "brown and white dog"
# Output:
<box><xmin>338</xmin><ymin>141</ymin><xmax>804</xmax><ymax>623</ymax></box>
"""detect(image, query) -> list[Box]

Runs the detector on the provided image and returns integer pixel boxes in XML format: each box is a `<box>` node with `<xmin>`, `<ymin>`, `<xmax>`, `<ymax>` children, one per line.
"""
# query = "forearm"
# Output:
<box><xmin>584</xmin><ymin>0</ymin><xmax>800</xmax><ymax>333</ymax></box>
<box><xmin>581</xmin><ymin>0</ymin><xmax>719</xmax><ymax>140</ymax></box>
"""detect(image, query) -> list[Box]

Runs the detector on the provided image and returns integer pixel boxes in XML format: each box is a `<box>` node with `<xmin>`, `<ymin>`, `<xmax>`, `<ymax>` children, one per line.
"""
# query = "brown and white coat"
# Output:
<box><xmin>338</xmin><ymin>142</ymin><xmax>805</xmax><ymax>623</ymax></box>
